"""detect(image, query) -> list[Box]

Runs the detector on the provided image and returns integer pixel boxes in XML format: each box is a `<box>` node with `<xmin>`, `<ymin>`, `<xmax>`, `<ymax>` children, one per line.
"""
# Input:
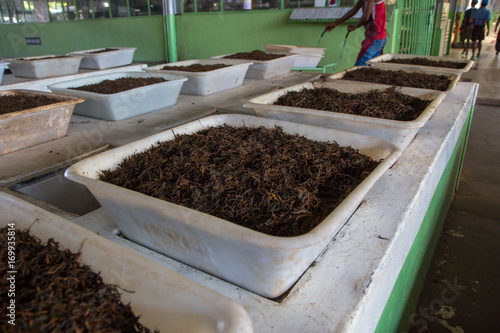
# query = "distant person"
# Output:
<box><xmin>496</xmin><ymin>16</ymin><xmax>500</xmax><ymax>55</ymax></box>
<box><xmin>470</xmin><ymin>0</ymin><xmax>491</xmax><ymax>60</ymax></box>
<box><xmin>460</xmin><ymin>0</ymin><xmax>478</xmax><ymax>57</ymax></box>
<box><xmin>325</xmin><ymin>0</ymin><xmax>387</xmax><ymax>66</ymax></box>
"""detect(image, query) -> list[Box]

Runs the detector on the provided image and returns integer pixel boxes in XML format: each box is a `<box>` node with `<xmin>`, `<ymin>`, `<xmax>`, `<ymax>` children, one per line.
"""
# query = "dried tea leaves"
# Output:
<box><xmin>342</xmin><ymin>67</ymin><xmax>451</xmax><ymax>91</ymax></box>
<box><xmin>0</xmin><ymin>95</ymin><xmax>65</xmax><ymax>115</ymax></box>
<box><xmin>223</xmin><ymin>50</ymin><xmax>286</xmax><ymax>61</ymax></box>
<box><xmin>86</xmin><ymin>48</ymin><xmax>119</xmax><ymax>54</ymax></box>
<box><xmin>161</xmin><ymin>63</ymin><xmax>231</xmax><ymax>72</ymax></box>
<box><xmin>99</xmin><ymin>126</ymin><xmax>379</xmax><ymax>237</ymax></box>
<box><xmin>273</xmin><ymin>86</ymin><xmax>430</xmax><ymax>121</ymax></box>
<box><xmin>18</xmin><ymin>56</ymin><xmax>71</xmax><ymax>61</ymax></box>
<box><xmin>71</xmin><ymin>77</ymin><xmax>167</xmax><ymax>94</ymax></box>
<box><xmin>383</xmin><ymin>57</ymin><xmax>467</xmax><ymax>69</ymax></box>
<box><xmin>0</xmin><ymin>226</ymin><xmax>157</xmax><ymax>333</ymax></box>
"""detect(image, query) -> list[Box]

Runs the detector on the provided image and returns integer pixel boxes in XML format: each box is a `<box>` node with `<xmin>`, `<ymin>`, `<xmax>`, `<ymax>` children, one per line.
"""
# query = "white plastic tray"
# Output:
<box><xmin>8</xmin><ymin>55</ymin><xmax>83</xmax><ymax>79</ymax></box>
<box><xmin>328</xmin><ymin>66</ymin><xmax>460</xmax><ymax>92</ymax></box>
<box><xmin>265</xmin><ymin>45</ymin><xmax>325</xmax><ymax>68</ymax></box>
<box><xmin>0</xmin><ymin>89</ymin><xmax>84</xmax><ymax>155</ymax></box>
<box><xmin>65</xmin><ymin>114</ymin><xmax>402</xmax><ymax>298</ymax></box>
<box><xmin>211</xmin><ymin>53</ymin><xmax>298</xmax><ymax>79</ymax></box>
<box><xmin>0</xmin><ymin>192</ymin><xmax>253</xmax><ymax>333</ymax></box>
<box><xmin>243</xmin><ymin>81</ymin><xmax>446</xmax><ymax>151</ymax></box>
<box><xmin>367</xmin><ymin>53</ymin><xmax>474</xmax><ymax>75</ymax></box>
<box><xmin>144</xmin><ymin>59</ymin><xmax>253</xmax><ymax>95</ymax></box>
<box><xmin>48</xmin><ymin>71</ymin><xmax>187</xmax><ymax>121</ymax></box>
<box><xmin>68</xmin><ymin>47</ymin><xmax>137</xmax><ymax>69</ymax></box>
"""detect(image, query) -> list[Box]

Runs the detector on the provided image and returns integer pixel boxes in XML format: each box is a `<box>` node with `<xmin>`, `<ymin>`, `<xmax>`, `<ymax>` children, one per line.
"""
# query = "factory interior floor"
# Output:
<box><xmin>407</xmin><ymin>34</ymin><xmax>500</xmax><ymax>332</ymax></box>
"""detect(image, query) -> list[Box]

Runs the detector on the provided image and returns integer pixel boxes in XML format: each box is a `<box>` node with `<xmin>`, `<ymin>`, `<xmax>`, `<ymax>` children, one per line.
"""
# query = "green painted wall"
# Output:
<box><xmin>176</xmin><ymin>8</ymin><xmax>399</xmax><ymax>73</ymax></box>
<box><xmin>0</xmin><ymin>7</ymin><xmax>401</xmax><ymax>73</ymax></box>
<box><xmin>0</xmin><ymin>16</ymin><xmax>166</xmax><ymax>62</ymax></box>
<box><xmin>374</xmin><ymin>108</ymin><xmax>474</xmax><ymax>333</ymax></box>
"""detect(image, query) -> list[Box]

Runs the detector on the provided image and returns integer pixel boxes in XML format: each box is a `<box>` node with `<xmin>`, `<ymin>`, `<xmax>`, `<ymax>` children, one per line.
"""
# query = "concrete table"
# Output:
<box><xmin>0</xmin><ymin>73</ymin><xmax>478</xmax><ymax>332</ymax></box>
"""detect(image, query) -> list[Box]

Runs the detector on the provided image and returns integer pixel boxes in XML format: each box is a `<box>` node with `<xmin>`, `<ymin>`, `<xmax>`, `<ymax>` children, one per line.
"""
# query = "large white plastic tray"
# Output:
<box><xmin>144</xmin><ymin>59</ymin><xmax>253</xmax><ymax>95</ymax></box>
<box><xmin>0</xmin><ymin>89</ymin><xmax>84</xmax><ymax>155</ymax></box>
<box><xmin>265</xmin><ymin>45</ymin><xmax>325</xmax><ymax>68</ymax></box>
<box><xmin>65</xmin><ymin>114</ymin><xmax>402</xmax><ymax>298</ymax></box>
<box><xmin>243</xmin><ymin>81</ymin><xmax>446</xmax><ymax>151</ymax></box>
<box><xmin>211</xmin><ymin>53</ymin><xmax>298</xmax><ymax>79</ymax></box>
<box><xmin>48</xmin><ymin>71</ymin><xmax>187</xmax><ymax>121</ymax></box>
<box><xmin>7</xmin><ymin>55</ymin><xmax>83</xmax><ymax>79</ymax></box>
<box><xmin>0</xmin><ymin>192</ymin><xmax>253</xmax><ymax>333</ymax></box>
<box><xmin>328</xmin><ymin>66</ymin><xmax>460</xmax><ymax>92</ymax></box>
<box><xmin>367</xmin><ymin>53</ymin><xmax>474</xmax><ymax>75</ymax></box>
<box><xmin>68</xmin><ymin>47</ymin><xmax>137</xmax><ymax>69</ymax></box>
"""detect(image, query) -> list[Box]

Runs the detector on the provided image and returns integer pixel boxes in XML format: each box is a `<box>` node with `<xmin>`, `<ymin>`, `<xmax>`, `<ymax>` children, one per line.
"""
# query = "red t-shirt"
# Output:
<box><xmin>363</xmin><ymin>0</ymin><xmax>387</xmax><ymax>40</ymax></box>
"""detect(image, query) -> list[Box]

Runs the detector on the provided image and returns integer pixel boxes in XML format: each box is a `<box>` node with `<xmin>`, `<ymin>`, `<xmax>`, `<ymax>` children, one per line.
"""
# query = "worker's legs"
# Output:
<box><xmin>354</xmin><ymin>38</ymin><xmax>387</xmax><ymax>66</ymax></box>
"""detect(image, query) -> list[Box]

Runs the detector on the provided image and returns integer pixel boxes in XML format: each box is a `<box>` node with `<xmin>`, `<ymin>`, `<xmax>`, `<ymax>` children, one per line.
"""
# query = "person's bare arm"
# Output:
<box><xmin>325</xmin><ymin>0</ymin><xmax>364</xmax><ymax>32</ymax></box>
<box><xmin>348</xmin><ymin>0</ymin><xmax>375</xmax><ymax>32</ymax></box>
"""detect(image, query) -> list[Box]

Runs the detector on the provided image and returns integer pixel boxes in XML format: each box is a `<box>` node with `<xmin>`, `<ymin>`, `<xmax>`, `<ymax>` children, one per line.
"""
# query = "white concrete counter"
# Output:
<box><xmin>0</xmin><ymin>71</ymin><xmax>478</xmax><ymax>332</ymax></box>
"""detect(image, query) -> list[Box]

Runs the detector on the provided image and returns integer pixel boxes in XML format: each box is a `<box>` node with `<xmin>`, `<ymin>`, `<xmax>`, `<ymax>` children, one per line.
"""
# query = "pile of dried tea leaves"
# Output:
<box><xmin>161</xmin><ymin>63</ymin><xmax>231</xmax><ymax>72</ymax></box>
<box><xmin>383</xmin><ymin>57</ymin><xmax>467</xmax><ymax>69</ymax></box>
<box><xmin>71</xmin><ymin>77</ymin><xmax>167</xmax><ymax>94</ymax></box>
<box><xmin>273</xmin><ymin>86</ymin><xmax>430</xmax><ymax>121</ymax></box>
<box><xmin>99</xmin><ymin>126</ymin><xmax>379</xmax><ymax>237</ymax></box>
<box><xmin>19</xmin><ymin>56</ymin><xmax>70</xmax><ymax>61</ymax></box>
<box><xmin>223</xmin><ymin>50</ymin><xmax>286</xmax><ymax>61</ymax></box>
<box><xmin>0</xmin><ymin>226</ymin><xmax>157</xmax><ymax>333</ymax></box>
<box><xmin>86</xmin><ymin>48</ymin><xmax>119</xmax><ymax>54</ymax></box>
<box><xmin>341</xmin><ymin>67</ymin><xmax>451</xmax><ymax>91</ymax></box>
<box><xmin>0</xmin><ymin>95</ymin><xmax>65</xmax><ymax>115</ymax></box>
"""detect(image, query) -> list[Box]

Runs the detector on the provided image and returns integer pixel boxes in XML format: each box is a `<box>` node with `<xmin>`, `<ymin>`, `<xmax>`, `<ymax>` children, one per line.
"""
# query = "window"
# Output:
<box><xmin>76</xmin><ymin>0</ymin><xmax>92</xmax><ymax>18</ymax></box>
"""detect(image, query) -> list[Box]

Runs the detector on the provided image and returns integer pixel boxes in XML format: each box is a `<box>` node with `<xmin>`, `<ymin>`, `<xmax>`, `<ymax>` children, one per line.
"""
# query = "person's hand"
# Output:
<box><xmin>347</xmin><ymin>25</ymin><xmax>356</xmax><ymax>32</ymax></box>
<box><xmin>325</xmin><ymin>21</ymin><xmax>338</xmax><ymax>32</ymax></box>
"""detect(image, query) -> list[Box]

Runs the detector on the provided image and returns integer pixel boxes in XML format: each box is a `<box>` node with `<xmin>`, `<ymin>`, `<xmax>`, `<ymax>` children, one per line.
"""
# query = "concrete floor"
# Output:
<box><xmin>408</xmin><ymin>35</ymin><xmax>500</xmax><ymax>332</ymax></box>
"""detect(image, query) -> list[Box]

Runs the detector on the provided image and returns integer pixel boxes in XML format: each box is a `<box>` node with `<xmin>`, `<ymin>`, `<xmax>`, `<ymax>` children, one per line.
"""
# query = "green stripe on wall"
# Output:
<box><xmin>375</xmin><ymin>108</ymin><xmax>474</xmax><ymax>333</ymax></box>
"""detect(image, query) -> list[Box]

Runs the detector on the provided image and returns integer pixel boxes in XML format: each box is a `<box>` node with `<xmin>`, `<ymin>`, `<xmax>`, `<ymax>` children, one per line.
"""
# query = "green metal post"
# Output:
<box><xmin>163</xmin><ymin>0</ymin><xmax>177</xmax><ymax>62</ymax></box>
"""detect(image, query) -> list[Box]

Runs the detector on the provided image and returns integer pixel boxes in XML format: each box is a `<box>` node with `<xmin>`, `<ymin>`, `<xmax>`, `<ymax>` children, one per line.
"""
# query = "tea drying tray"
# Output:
<box><xmin>0</xmin><ymin>89</ymin><xmax>84</xmax><ymax>155</ymax></box>
<box><xmin>0</xmin><ymin>192</ymin><xmax>253</xmax><ymax>333</ymax></box>
<box><xmin>244</xmin><ymin>80</ymin><xmax>446</xmax><ymax>151</ymax></box>
<box><xmin>65</xmin><ymin>114</ymin><xmax>402</xmax><ymax>298</ymax></box>
<box><xmin>8</xmin><ymin>55</ymin><xmax>83</xmax><ymax>79</ymax></box>
<box><xmin>68</xmin><ymin>47</ymin><xmax>137</xmax><ymax>69</ymax></box>
<box><xmin>144</xmin><ymin>59</ymin><xmax>253</xmax><ymax>95</ymax></box>
<box><xmin>48</xmin><ymin>71</ymin><xmax>187</xmax><ymax>121</ymax></box>
<box><xmin>211</xmin><ymin>53</ymin><xmax>298</xmax><ymax>79</ymax></box>
<box><xmin>367</xmin><ymin>53</ymin><xmax>474</xmax><ymax>75</ymax></box>
<box><xmin>328</xmin><ymin>66</ymin><xmax>460</xmax><ymax>93</ymax></box>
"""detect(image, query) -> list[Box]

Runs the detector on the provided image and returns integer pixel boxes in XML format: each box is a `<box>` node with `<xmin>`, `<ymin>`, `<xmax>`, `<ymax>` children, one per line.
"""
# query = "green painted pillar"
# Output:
<box><xmin>165</xmin><ymin>0</ymin><xmax>177</xmax><ymax>63</ymax></box>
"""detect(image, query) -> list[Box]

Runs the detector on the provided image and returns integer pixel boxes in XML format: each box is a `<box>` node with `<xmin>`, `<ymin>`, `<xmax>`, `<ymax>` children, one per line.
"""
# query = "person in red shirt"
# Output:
<box><xmin>325</xmin><ymin>0</ymin><xmax>387</xmax><ymax>66</ymax></box>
